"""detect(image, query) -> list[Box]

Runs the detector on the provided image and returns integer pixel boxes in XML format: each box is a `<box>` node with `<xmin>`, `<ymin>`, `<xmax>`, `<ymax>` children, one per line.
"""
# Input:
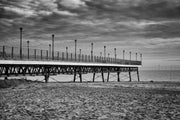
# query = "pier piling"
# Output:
<box><xmin>93</xmin><ymin>72</ymin><xmax>96</xmax><ymax>82</ymax></box>
<box><xmin>129</xmin><ymin>68</ymin><xmax>132</xmax><ymax>82</ymax></box>
<box><xmin>107</xmin><ymin>71</ymin><xmax>110</xmax><ymax>82</ymax></box>
<box><xmin>117</xmin><ymin>71</ymin><xmax>120</xmax><ymax>82</ymax></box>
<box><xmin>137</xmin><ymin>68</ymin><xmax>140</xmax><ymax>82</ymax></box>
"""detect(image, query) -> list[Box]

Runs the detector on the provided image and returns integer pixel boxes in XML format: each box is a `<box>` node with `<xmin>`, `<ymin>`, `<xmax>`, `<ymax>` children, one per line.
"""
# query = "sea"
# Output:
<box><xmin>1</xmin><ymin>70</ymin><xmax>179</xmax><ymax>82</ymax></box>
<box><xmin>6</xmin><ymin>70</ymin><xmax>178</xmax><ymax>82</ymax></box>
<box><xmin>139</xmin><ymin>70</ymin><xmax>180</xmax><ymax>82</ymax></box>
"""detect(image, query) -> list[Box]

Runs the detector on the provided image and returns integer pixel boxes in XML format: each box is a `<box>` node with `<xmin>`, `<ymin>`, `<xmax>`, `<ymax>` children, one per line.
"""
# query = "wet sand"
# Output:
<box><xmin>0</xmin><ymin>81</ymin><xmax>180</xmax><ymax>120</ymax></box>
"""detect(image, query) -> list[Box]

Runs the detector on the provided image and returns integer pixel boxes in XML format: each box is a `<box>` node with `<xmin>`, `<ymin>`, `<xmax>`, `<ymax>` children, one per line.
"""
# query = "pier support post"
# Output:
<box><xmin>117</xmin><ymin>71</ymin><xmax>120</xmax><ymax>82</ymax></box>
<box><xmin>44</xmin><ymin>67</ymin><xmax>50</xmax><ymax>83</ymax></box>
<box><xmin>44</xmin><ymin>74</ymin><xmax>49</xmax><ymax>83</ymax></box>
<box><xmin>79</xmin><ymin>73</ymin><xmax>82</xmax><ymax>83</ymax></box>
<box><xmin>129</xmin><ymin>68</ymin><xmax>131</xmax><ymax>82</ymax></box>
<box><xmin>5</xmin><ymin>67</ymin><xmax>9</xmax><ymax>79</ymax></box>
<box><xmin>4</xmin><ymin>77</ymin><xmax>8</xmax><ymax>80</ymax></box>
<box><xmin>93</xmin><ymin>72</ymin><xmax>96</xmax><ymax>82</ymax></box>
<box><xmin>137</xmin><ymin>68</ymin><xmax>140</xmax><ymax>82</ymax></box>
<box><xmin>73</xmin><ymin>68</ymin><xmax>76</xmax><ymax>82</ymax></box>
<box><xmin>107</xmin><ymin>71</ymin><xmax>110</xmax><ymax>82</ymax></box>
<box><xmin>101</xmin><ymin>72</ymin><xmax>105</xmax><ymax>82</ymax></box>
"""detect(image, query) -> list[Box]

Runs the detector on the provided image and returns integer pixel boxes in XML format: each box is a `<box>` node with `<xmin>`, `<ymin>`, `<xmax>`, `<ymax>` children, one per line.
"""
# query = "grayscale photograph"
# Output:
<box><xmin>0</xmin><ymin>0</ymin><xmax>180</xmax><ymax>119</ymax></box>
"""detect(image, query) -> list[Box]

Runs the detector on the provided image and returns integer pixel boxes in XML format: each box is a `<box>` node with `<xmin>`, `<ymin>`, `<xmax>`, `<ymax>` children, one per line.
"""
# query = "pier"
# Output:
<box><xmin>0</xmin><ymin>28</ymin><xmax>142</xmax><ymax>83</ymax></box>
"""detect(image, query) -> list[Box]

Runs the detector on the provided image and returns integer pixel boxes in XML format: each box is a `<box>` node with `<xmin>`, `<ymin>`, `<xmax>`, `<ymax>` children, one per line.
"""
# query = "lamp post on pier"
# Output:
<box><xmin>100</xmin><ymin>52</ymin><xmax>102</xmax><ymax>61</ymax></box>
<box><xmin>49</xmin><ymin>44</ymin><xmax>51</xmax><ymax>59</ymax></box>
<box><xmin>114</xmin><ymin>48</ymin><xmax>117</xmax><ymax>61</ymax></box>
<box><xmin>104</xmin><ymin>46</ymin><xmax>106</xmax><ymax>58</ymax></box>
<box><xmin>91</xmin><ymin>43</ymin><xmax>93</xmax><ymax>61</ymax></box>
<box><xmin>75</xmin><ymin>40</ymin><xmax>77</xmax><ymax>61</ymax></box>
<box><xmin>20</xmin><ymin>27</ymin><xmax>23</xmax><ymax>59</ymax></box>
<box><xmin>66</xmin><ymin>47</ymin><xmax>68</xmax><ymax>60</ymax></box>
<box><xmin>52</xmin><ymin>34</ymin><xmax>54</xmax><ymax>60</ymax></box>
<box><xmin>108</xmin><ymin>53</ymin><xmax>110</xmax><ymax>58</ymax></box>
<box><xmin>79</xmin><ymin>49</ymin><xmax>81</xmax><ymax>61</ymax></box>
<box><xmin>136</xmin><ymin>53</ymin><xmax>137</xmax><ymax>61</ymax></box>
<box><xmin>129</xmin><ymin>51</ymin><xmax>132</xmax><ymax>65</ymax></box>
<box><xmin>123</xmin><ymin>50</ymin><xmax>125</xmax><ymax>60</ymax></box>
<box><xmin>27</xmin><ymin>41</ymin><xmax>29</xmax><ymax>59</ymax></box>
<box><xmin>66</xmin><ymin>47</ymin><xmax>68</xmax><ymax>54</ymax></box>
<box><xmin>79</xmin><ymin>49</ymin><xmax>81</xmax><ymax>56</ymax></box>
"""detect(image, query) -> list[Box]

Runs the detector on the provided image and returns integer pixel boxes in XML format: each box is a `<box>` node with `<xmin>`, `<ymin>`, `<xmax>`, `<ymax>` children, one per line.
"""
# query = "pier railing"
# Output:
<box><xmin>0</xmin><ymin>46</ymin><xmax>141</xmax><ymax>65</ymax></box>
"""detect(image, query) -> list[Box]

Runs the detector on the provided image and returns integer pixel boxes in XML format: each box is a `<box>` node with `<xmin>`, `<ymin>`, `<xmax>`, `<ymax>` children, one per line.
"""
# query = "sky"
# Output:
<box><xmin>0</xmin><ymin>0</ymin><xmax>180</xmax><ymax>70</ymax></box>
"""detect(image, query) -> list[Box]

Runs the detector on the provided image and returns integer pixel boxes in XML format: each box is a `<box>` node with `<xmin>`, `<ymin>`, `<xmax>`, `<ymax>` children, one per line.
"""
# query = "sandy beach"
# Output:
<box><xmin>0</xmin><ymin>80</ymin><xmax>180</xmax><ymax>120</ymax></box>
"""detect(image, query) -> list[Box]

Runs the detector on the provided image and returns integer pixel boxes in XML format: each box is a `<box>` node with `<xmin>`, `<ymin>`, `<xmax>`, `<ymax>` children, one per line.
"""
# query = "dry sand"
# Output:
<box><xmin>0</xmin><ymin>81</ymin><xmax>180</xmax><ymax>120</ymax></box>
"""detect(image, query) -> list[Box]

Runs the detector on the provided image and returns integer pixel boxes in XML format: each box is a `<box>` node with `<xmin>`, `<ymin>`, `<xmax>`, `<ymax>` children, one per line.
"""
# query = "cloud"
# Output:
<box><xmin>38</xmin><ymin>10</ymin><xmax>52</xmax><ymax>16</ymax></box>
<box><xmin>1</xmin><ymin>0</ymin><xmax>180</xmax><ymax>69</ymax></box>
<box><xmin>1</xmin><ymin>0</ymin><xmax>180</xmax><ymax>45</ymax></box>
<box><xmin>1</xmin><ymin>0</ymin><xmax>180</xmax><ymax>41</ymax></box>
<box><xmin>3</xmin><ymin>6</ymin><xmax>36</xmax><ymax>17</ymax></box>
<box><xmin>131</xmin><ymin>0</ymin><xmax>180</xmax><ymax>19</ymax></box>
<box><xmin>0</xmin><ymin>18</ymin><xmax>14</xmax><ymax>27</ymax></box>
<box><xmin>116</xmin><ymin>20</ymin><xmax>162</xmax><ymax>29</ymax></box>
<box><xmin>37</xmin><ymin>0</ymin><xmax>58</xmax><ymax>11</ymax></box>
<box><xmin>1</xmin><ymin>0</ymin><xmax>78</xmax><ymax>18</ymax></box>
<box><xmin>74</xmin><ymin>19</ymin><xmax>110</xmax><ymax>26</ymax></box>
<box><xmin>54</xmin><ymin>10</ymin><xmax>78</xmax><ymax>16</ymax></box>
<box><xmin>36</xmin><ymin>0</ymin><xmax>78</xmax><ymax>16</ymax></box>
<box><xmin>60</xmin><ymin>0</ymin><xmax>86</xmax><ymax>9</ymax></box>
<box><xmin>166</xmin><ymin>59</ymin><xmax>180</xmax><ymax>61</ymax></box>
<box><xmin>144</xmin><ymin>20</ymin><xmax>180</xmax><ymax>38</ymax></box>
<box><xmin>84</xmin><ymin>0</ymin><xmax>180</xmax><ymax>21</ymax></box>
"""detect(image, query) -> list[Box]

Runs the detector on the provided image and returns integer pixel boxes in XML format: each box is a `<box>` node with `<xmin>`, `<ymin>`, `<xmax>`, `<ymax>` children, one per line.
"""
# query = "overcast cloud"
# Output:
<box><xmin>0</xmin><ymin>0</ymin><xmax>180</xmax><ymax>69</ymax></box>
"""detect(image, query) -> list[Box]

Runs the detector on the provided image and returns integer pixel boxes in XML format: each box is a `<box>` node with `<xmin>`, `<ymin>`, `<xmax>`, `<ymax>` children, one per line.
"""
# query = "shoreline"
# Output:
<box><xmin>1</xmin><ymin>78</ymin><xmax>180</xmax><ymax>90</ymax></box>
